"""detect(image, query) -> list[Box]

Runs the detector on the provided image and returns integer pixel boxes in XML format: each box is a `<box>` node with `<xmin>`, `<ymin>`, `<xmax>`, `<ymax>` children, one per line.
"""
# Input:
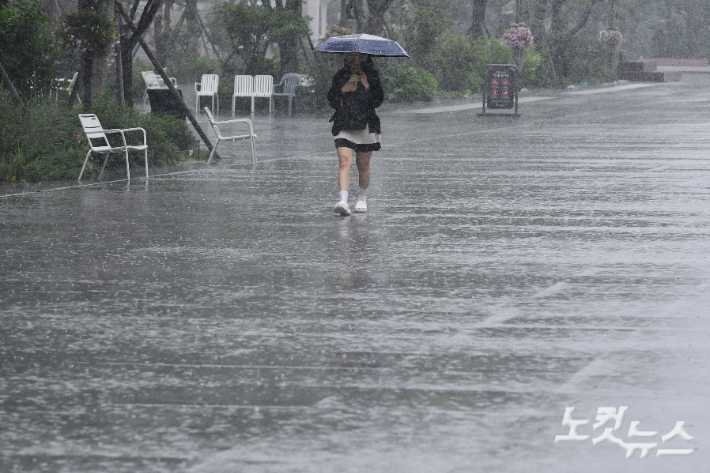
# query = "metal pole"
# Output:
<box><xmin>116</xmin><ymin>1</ymin><xmax>218</xmax><ymax>159</ymax></box>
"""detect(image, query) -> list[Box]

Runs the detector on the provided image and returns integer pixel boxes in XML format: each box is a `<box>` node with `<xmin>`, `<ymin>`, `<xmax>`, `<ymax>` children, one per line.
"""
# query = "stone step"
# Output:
<box><xmin>617</xmin><ymin>70</ymin><xmax>666</xmax><ymax>82</ymax></box>
<box><xmin>618</xmin><ymin>61</ymin><xmax>657</xmax><ymax>72</ymax></box>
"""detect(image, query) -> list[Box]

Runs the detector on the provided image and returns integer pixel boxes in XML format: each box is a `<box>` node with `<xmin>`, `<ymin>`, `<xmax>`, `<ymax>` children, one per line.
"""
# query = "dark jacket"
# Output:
<box><xmin>327</xmin><ymin>66</ymin><xmax>384</xmax><ymax>136</ymax></box>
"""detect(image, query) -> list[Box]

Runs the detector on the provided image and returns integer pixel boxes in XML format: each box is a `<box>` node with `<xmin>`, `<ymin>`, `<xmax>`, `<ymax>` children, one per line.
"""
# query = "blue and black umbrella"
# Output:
<box><xmin>315</xmin><ymin>34</ymin><xmax>409</xmax><ymax>57</ymax></box>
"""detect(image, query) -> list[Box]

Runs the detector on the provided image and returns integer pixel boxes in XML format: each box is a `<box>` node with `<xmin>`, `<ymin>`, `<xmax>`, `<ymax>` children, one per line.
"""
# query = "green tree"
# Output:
<box><xmin>0</xmin><ymin>0</ymin><xmax>58</xmax><ymax>96</ymax></box>
<box><xmin>210</xmin><ymin>2</ymin><xmax>309</xmax><ymax>77</ymax></box>
<box><xmin>117</xmin><ymin>0</ymin><xmax>164</xmax><ymax>106</ymax></box>
<box><xmin>58</xmin><ymin>1</ymin><xmax>115</xmax><ymax>110</ymax></box>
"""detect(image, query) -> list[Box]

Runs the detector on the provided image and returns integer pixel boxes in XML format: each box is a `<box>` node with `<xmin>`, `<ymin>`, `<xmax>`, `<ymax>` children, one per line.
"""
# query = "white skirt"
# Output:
<box><xmin>334</xmin><ymin>125</ymin><xmax>382</xmax><ymax>145</ymax></box>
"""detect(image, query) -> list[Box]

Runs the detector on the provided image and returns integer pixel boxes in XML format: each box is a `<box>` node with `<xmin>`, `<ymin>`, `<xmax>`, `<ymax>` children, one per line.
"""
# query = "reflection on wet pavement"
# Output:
<box><xmin>2</xmin><ymin>77</ymin><xmax>709</xmax><ymax>472</ymax></box>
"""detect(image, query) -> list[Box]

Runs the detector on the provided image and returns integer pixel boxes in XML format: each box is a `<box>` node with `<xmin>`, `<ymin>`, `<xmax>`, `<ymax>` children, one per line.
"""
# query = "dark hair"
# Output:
<box><xmin>341</xmin><ymin>53</ymin><xmax>378</xmax><ymax>73</ymax></box>
<box><xmin>362</xmin><ymin>55</ymin><xmax>378</xmax><ymax>73</ymax></box>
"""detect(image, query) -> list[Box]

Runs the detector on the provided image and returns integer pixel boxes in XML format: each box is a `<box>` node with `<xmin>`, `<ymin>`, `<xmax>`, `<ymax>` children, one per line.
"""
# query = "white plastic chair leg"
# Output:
<box><xmin>144</xmin><ymin>148</ymin><xmax>149</xmax><ymax>179</ymax></box>
<box><xmin>207</xmin><ymin>140</ymin><xmax>220</xmax><ymax>165</ymax></box>
<box><xmin>98</xmin><ymin>154</ymin><xmax>109</xmax><ymax>180</ymax></box>
<box><xmin>78</xmin><ymin>149</ymin><xmax>92</xmax><ymax>181</ymax></box>
<box><xmin>125</xmin><ymin>149</ymin><xmax>131</xmax><ymax>180</ymax></box>
<box><xmin>232</xmin><ymin>96</ymin><xmax>236</xmax><ymax>117</ymax></box>
<box><xmin>251</xmin><ymin>96</ymin><xmax>255</xmax><ymax>115</ymax></box>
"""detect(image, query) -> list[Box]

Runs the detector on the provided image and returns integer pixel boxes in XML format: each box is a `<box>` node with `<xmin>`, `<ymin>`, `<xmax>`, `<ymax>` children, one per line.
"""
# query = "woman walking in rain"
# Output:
<box><xmin>328</xmin><ymin>52</ymin><xmax>384</xmax><ymax>216</ymax></box>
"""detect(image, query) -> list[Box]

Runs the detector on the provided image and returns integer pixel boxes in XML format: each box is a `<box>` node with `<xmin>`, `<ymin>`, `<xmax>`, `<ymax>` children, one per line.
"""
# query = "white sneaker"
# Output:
<box><xmin>334</xmin><ymin>200</ymin><xmax>351</xmax><ymax>216</ymax></box>
<box><xmin>353</xmin><ymin>200</ymin><xmax>367</xmax><ymax>213</ymax></box>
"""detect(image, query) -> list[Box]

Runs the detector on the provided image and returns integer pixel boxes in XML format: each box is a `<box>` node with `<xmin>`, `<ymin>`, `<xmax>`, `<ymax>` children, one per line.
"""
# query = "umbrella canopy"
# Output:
<box><xmin>315</xmin><ymin>34</ymin><xmax>409</xmax><ymax>57</ymax></box>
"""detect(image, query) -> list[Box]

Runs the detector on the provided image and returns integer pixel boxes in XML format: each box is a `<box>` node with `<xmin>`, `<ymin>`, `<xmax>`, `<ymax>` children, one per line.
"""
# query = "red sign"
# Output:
<box><xmin>490</xmin><ymin>89</ymin><xmax>499</xmax><ymax>96</ymax></box>
<box><xmin>501</xmin><ymin>78</ymin><xmax>510</xmax><ymax>86</ymax></box>
<box><xmin>501</xmin><ymin>88</ymin><xmax>509</xmax><ymax>97</ymax></box>
<box><xmin>491</xmin><ymin>78</ymin><xmax>499</xmax><ymax>86</ymax></box>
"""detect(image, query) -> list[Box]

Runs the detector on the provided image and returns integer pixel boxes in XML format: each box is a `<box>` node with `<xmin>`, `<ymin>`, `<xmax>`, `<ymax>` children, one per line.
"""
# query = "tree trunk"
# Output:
<box><xmin>363</xmin><ymin>0</ymin><xmax>395</xmax><ymax>35</ymax></box>
<box><xmin>469</xmin><ymin>0</ymin><xmax>488</xmax><ymax>39</ymax></box>
<box><xmin>118</xmin><ymin>0</ymin><xmax>164</xmax><ymax>106</ymax></box>
<box><xmin>93</xmin><ymin>2</ymin><xmax>115</xmax><ymax>99</ymax></box>
<box><xmin>121</xmin><ymin>31</ymin><xmax>136</xmax><ymax>106</ymax></box>
<box><xmin>549</xmin><ymin>0</ymin><xmax>566</xmax><ymax>39</ymax></box>
<box><xmin>82</xmin><ymin>53</ymin><xmax>94</xmax><ymax>111</ymax></box>
<box><xmin>154</xmin><ymin>7</ymin><xmax>166</xmax><ymax>66</ymax></box>
<box><xmin>0</xmin><ymin>60</ymin><xmax>25</xmax><ymax>110</ymax></box>
<box><xmin>529</xmin><ymin>0</ymin><xmax>553</xmax><ymax>82</ymax></box>
<box><xmin>278</xmin><ymin>0</ymin><xmax>302</xmax><ymax>76</ymax></box>
<box><xmin>185</xmin><ymin>0</ymin><xmax>200</xmax><ymax>55</ymax></box>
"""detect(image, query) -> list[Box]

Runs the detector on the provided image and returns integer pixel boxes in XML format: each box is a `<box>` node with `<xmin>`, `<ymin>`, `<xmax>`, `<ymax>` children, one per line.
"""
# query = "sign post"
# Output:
<box><xmin>481</xmin><ymin>64</ymin><xmax>519</xmax><ymax>117</ymax></box>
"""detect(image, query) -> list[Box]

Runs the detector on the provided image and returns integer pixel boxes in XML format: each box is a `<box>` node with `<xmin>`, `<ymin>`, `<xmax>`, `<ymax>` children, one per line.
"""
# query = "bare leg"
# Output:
<box><xmin>355</xmin><ymin>151</ymin><xmax>371</xmax><ymax>190</ymax></box>
<box><xmin>337</xmin><ymin>147</ymin><xmax>354</xmax><ymax>191</ymax></box>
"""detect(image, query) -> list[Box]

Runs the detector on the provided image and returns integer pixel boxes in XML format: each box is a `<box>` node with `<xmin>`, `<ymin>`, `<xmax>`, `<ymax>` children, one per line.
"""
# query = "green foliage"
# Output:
<box><xmin>551</xmin><ymin>35</ymin><xmax>615</xmax><ymax>85</ymax></box>
<box><xmin>57</xmin><ymin>8</ymin><xmax>115</xmax><ymax>58</ymax></box>
<box><xmin>170</xmin><ymin>52</ymin><xmax>222</xmax><ymax>86</ymax></box>
<box><xmin>401</xmin><ymin>0</ymin><xmax>454</xmax><ymax>65</ymax></box>
<box><xmin>313</xmin><ymin>56</ymin><xmax>340</xmax><ymax>110</ymax></box>
<box><xmin>92</xmin><ymin>93</ymin><xmax>193</xmax><ymax>167</ymax></box>
<box><xmin>0</xmin><ymin>95</ymin><xmax>86</xmax><ymax>182</ymax></box>
<box><xmin>210</xmin><ymin>2</ymin><xmax>310</xmax><ymax>76</ymax></box>
<box><xmin>487</xmin><ymin>39</ymin><xmax>511</xmax><ymax>64</ymax></box>
<box><xmin>424</xmin><ymin>36</ymin><xmax>524</xmax><ymax>93</ymax></box>
<box><xmin>519</xmin><ymin>45</ymin><xmax>544</xmax><ymax>87</ymax></box>
<box><xmin>379</xmin><ymin>61</ymin><xmax>437</xmax><ymax>102</ymax></box>
<box><xmin>0</xmin><ymin>0</ymin><xmax>58</xmax><ymax>96</ymax></box>
<box><xmin>651</xmin><ymin>16</ymin><xmax>689</xmax><ymax>58</ymax></box>
<box><xmin>0</xmin><ymin>93</ymin><xmax>194</xmax><ymax>183</ymax></box>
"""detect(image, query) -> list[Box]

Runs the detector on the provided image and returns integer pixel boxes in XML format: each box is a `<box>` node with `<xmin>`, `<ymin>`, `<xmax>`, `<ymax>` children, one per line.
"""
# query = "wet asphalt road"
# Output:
<box><xmin>1</xmin><ymin>76</ymin><xmax>709</xmax><ymax>473</ymax></box>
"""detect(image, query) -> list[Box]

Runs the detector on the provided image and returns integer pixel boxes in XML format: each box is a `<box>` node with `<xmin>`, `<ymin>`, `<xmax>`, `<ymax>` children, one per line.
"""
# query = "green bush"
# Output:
<box><xmin>519</xmin><ymin>45</ymin><xmax>544</xmax><ymax>87</ymax></box>
<box><xmin>379</xmin><ymin>61</ymin><xmax>437</xmax><ymax>102</ymax></box>
<box><xmin>426</xmin><ymin>35</ymin><xmax>486</xmax><ymax>93</ymax></box>
<box><xmin>92</xmin><ymin>93</ymin><xmax>194</xmax><ymax>167</ymax></box>
<box><xmin>551</xmin><ymin>35</ymin><xmax>615</xmax><ymax>84</ymax></box>
<box><xmin>171</xmin><ymin>54</ymin><xmax>222</xmax><ymax>88</ymax></box>
<box><xmin>0</xmin><ymin>92</ymin><xmax>195</xmax><ymax>183</ymax></box>
<box><xmin>0</xmin><ymin>0</ymin><xmax>58</xmax><ymax>97</ymax></box>
<box><xmin>303</xmin><ymin>54</ymin><xmax>340</xmax><ymax>112</ymax></box>
<box><xmin>424</xmin><ymin>37</ymin><xmax>526</xmax><ymax>94</ymax></box>
<box><xmin>0</xmin><ymin>95</ymin><xmax>85</xmax><ymax>182</ymax></box>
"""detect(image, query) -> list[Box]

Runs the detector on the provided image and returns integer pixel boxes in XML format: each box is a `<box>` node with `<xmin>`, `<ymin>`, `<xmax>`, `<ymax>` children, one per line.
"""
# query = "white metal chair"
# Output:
<box><xmin>253</xmin><ymin>75</ymin><xmax>274</xmax><ymax>115</ymax></box>
<box><xmin>204</xmin><ymin>107</ymin><xmax>256</xmax><ymax>165</ymax></box>
<box><xmin>78</xmin><ymin>114</ymin><xmax>148</xmax><ymax>181</ymax></box>
<box><xmin>232</xmin><ymin>75</ymin><xmax>253</xmax><ymax>116</ymax></box>
<box><xmin>195</xmin><ymin>74</ymin><xmax>219</xmax><ymax>115</ymax></box>
<box><xmin>272</xmin><ymin>73</ymin><xmax>301</xmax><ymax>117</ymax></box>
<box><xmin>51</xmin><ymin>72</ymin><xmax>80</xmax><ymax>103</ymax></box>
